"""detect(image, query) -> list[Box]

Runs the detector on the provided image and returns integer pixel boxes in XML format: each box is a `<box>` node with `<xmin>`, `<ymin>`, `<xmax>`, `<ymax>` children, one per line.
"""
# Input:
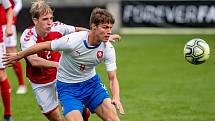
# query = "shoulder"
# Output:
<box><xmin>102</xmin><ymin>42</ymin><xmax>115</xmax><ymax>54</ymax></box>
<box><xmin>68</xmin><ymin>31</ymin><xmax>88</xmax><ymax>39</ymax></box>
<box><xmin>74</xmin><ymin>31</ymin><xmax>88</xmax><ymax>36</ymax></box>
<box><xmin>51</xmin><ymin>21</ymin><xmax>75</xmax><ymax>33</ymax></box>
<box><xmin>20</xmin><ymin>27</ymin><xmax>35</xmax><ymax>42</ymax></box>
<box><xmin>50</xmin><ymin>21</ymin><xmax>65</xmax><ymax>31</ymax></box>
<box><xmin>104</xmin><ymin>42</ymin><xmax>114</xmax><ymax>49</ymax></box>
<box><xmin>52</xmin><ymin>21</ymin><xmax>65</xmax><ymax>27</ymax></box>
<box><xmin>63</xmin><ymin>31</ymin><xmax>88</xmax><ymax>46</ymax></box>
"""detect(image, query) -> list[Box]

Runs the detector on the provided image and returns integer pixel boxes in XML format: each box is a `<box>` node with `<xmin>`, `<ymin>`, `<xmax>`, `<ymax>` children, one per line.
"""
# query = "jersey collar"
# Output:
<box><xmin>83</xmin><ymin>40</ymin><xmax>101</xmax><ymax>49</ymax></box>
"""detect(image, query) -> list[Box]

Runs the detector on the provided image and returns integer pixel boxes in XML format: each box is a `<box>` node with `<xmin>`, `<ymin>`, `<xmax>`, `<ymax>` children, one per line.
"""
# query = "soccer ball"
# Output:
<box><xmin>184</xmin><ymin>38</ymin><xmax>210</xmax><ymax>65</ymax></box>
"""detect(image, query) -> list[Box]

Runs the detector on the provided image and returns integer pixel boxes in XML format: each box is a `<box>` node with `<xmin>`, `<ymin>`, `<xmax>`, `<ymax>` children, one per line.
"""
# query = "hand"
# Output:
<box><xmin>2</xmin><ymin>53</ymin><xmax>20</xmax><ymax>67</ymax></box>
<box><xmin>111</xmin><ymin>99</ymin><xmax>125</xmax><ymax>115</ymax></box>
<box><xmin>5</xmin><ymin>26</ymin><xmax>13</xmax><ymax>37</ymax></box>
<box><xmin>109</xmin><ymin>34</ymin><xmax>121</xmax><ymax>42</ymax></box>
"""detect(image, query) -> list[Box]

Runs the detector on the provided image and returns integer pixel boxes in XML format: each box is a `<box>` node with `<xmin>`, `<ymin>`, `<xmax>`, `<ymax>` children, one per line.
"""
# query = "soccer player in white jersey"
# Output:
<box><xmin>0</xmin><ymin>0</ymin><xmax>14</xmax><ymax>121</ymax></box>
<box><xmin>4</xmin><ymin>0</ymin><xmax>91</xmax><ymax>121</ymax></box>
<box><xmin>2</xmin><ymin>7</ymin><xmax>125</xmax><ymax>121</ymax></box>
<box><xmin>0</xmin><ymin>0</ymin><xmax>26</xmax><ymax>94</ymax></box>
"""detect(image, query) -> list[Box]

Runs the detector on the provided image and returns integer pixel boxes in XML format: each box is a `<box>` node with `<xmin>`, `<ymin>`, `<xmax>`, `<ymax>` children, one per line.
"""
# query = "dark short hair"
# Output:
<box><xmin>89</xmin><ymin>8</ymin><xmax>115</xmax><ymax>28</ymax></box>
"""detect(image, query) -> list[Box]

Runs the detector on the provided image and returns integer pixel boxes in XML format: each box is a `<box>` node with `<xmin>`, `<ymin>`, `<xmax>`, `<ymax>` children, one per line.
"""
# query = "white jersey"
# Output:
<box><xmin>51</xmin><ymin>31</ymin><xmax>117</xmax><ymax>83</ymax></box>
<box><xmin>0</xmin><ymin>0</ymin><xmax>11</xmax><ymax>9</ymax></box>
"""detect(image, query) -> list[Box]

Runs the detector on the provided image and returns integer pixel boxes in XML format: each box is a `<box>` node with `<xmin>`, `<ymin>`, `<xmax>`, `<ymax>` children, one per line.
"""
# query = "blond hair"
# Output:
<box><xmin>30</xmin><ymin>0</ymin><xmax>53</xmax><ymax>19</ymax></box>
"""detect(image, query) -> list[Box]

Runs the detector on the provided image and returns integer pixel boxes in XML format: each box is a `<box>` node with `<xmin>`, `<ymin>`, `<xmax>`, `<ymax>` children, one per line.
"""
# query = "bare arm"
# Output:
<box><xmin>108</xmin><ymin>70</ymin><xmax>125</xmax><ymax>115</ymax></box>
<box><xmin>75</xmin><ymin>27</ymin><xmax>89</xmax><ymax>32</ymax></box>
<box><xmin>17</xmin><ymin>41</ymin><xmax>52</xmax><ymax>59</ymax></box>
<box><xmin>5</xmin><ymin>7</ymin><xmax>14</xmax><ymax>36</ymax></box>
<box><xmin>2</xmin><ymin>41</ymin><xmax>52</xmax><ymax>66</ymax></box>
<box><xmin>27</xmin><ymin>54</ymin><xmax>58</xmax><ymax>68</ymax></box>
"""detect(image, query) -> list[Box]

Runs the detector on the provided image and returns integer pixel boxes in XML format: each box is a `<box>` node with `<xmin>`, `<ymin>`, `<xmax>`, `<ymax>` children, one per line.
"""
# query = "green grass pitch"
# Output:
<box><xmin>1</xmin><ymin>34</ymin><xmax>215</xmax><ymax>121</ymax></box>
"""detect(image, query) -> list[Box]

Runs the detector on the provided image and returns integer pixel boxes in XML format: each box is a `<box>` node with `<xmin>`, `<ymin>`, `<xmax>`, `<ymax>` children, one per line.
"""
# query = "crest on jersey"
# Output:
<box><xmin>97</xmin><ymin>51</ymin><xmax>104</xmax><ymax>59</ymax></box>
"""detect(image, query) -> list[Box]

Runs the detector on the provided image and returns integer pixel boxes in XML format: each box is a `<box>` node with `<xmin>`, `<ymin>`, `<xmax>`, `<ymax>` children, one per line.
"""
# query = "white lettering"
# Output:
<box><xmin>122</xmin><ymin>4</ymin><xmax>215</xmax><ymax>26</ymax></box>
<box><xmin>174</xmin><ymin>5</ymin><xmax>185</xmax><ymax>23</ymax></box>
<box><xmin>206</xmin><ymin>6</ymin><xmax>215</xmax><ymax>23</ymax></box>
<box><xmin>165</xmin><ymin>6</ymin><xmax>174</xmax><ymax>22</ymax></box>
<box><xmin>133</xmin><ymin>5</ymin><xmax>143</xmax><ymax>23</ymax></box>
<box><xmin>198</xmin><ymin>6</ymin><xmax>208</xmax><ymax>23</ymax></box>
<box><xmin>123</xmin><ymin>5</ymin><xmax>134</xmax><ymax>22</ymax></box>
<box><xmin>185</xmin><ymin>5</ymin><xmax>197</xmax><ymax>23</ymax></box>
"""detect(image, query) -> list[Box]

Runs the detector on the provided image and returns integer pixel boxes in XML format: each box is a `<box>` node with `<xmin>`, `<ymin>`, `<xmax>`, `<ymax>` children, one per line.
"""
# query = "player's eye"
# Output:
<box><xmin>42</xmin><ymin>18</ymin><xmax>48</xmax><ymax>21</ymax></box>
<box><xmin>102</xmin><ymin>26</ymin><xmax>108</xmax><ymax>29</ymax></box>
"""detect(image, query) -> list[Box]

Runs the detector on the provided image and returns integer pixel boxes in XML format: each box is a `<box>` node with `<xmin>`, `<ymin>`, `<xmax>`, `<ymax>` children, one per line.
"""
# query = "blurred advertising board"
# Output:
<box><xmin>121</xmin><ymin>1</ymin><xmax>215</xmax><ymax>27</ymax></box>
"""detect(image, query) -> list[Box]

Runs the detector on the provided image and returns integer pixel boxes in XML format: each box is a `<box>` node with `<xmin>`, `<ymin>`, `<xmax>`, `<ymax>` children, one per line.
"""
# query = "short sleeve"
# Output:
<box><xmin>51</xmin><ymin>34</ymin><xmax>74</xmax><ymax>52</ymax></box>
<box><xmin>104</xmin><ymin>42</ymin><xmax>117</xmax><ymax>72</ymax></box>
<box><xmin>51</xmin><ymin>31</ymin><xmax>87</xmax><ymax>52</ymax></box>
<box><xmin>51</xmin><ymin>21</ymin><xmax>76</xmax><ymax>35</ymax></box>
<box><xmin>20</xmin><ymin>30</ymin><xmax>36</xmax><ymax>50</ymax></box>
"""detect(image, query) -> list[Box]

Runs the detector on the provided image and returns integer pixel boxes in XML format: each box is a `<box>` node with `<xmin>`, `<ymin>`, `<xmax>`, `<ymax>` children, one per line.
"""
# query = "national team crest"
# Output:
<box><xmin>97</xmin><ymin>51</ymin><xmax>104</xmax><ymax>59</ymax></box>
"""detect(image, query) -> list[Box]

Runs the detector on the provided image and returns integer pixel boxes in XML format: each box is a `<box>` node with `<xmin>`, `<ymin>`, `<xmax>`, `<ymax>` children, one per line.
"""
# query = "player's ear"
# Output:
<box><xmin>91</xmin><ymin>23</ymin><xmax>97</xmax><ymax>30</ymax></box>
<box><xmin>32</xmin><ymin>17</ymin><xmax>38</xmax><ymax>25</ymax></box>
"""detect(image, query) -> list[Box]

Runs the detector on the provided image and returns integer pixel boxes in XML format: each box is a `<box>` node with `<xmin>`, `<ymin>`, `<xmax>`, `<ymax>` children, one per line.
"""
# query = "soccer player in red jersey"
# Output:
<box><xmin>0</xmin><ymin>0</ymin><xmax>14</xmax><ymax>121</ymax></box>
<box><xmin>0</xmin><ymin>0</ymin><xmax>27</xmax><ymax>94</ymax></box>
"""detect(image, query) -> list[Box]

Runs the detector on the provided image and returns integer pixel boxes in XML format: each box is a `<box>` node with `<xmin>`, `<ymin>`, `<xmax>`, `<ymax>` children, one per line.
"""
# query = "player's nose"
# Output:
<box><xmin>47</xmin><ymin>19</ymin><xmax>52</xmax><ymax>25</ymax></box>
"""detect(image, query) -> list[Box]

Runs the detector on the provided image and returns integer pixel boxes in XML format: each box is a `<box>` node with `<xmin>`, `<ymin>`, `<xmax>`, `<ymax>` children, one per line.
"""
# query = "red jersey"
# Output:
<box><xmin>0</xmin><ymin>6</ymin><xmax>3</xmax><ymax>42</ymax></box>
<box><xmin>20</xmin><ymin>21</ymin><xmax>76</xmax><ymax>84</ymax></box>
<box><xmin>0</xmin><ymin>0</ymin><xmax>17</xmax><ymax>25</ymax></box>
<box><xmin>0</xmin><ymin>0</ymin><xmax>12</xmax><ymax>42</ymax></box>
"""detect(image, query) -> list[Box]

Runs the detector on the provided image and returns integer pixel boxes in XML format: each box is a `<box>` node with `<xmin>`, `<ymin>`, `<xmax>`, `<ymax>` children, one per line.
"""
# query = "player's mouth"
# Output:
<box><xmin>104</xmin><ymin>36</ymin><xmax>110</xmax><ymax>40</ymax></box>
<box><xmin>47</xmin><ymin>27</ymin><xmax>51</xmax><ymax>30</ymax></box>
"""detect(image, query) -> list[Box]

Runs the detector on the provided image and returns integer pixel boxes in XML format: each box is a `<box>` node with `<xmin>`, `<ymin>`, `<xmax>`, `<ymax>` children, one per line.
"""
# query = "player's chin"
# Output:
<box><xmin>46</xmin><ymin>27</ymin><xmax>51</xmax><ymax>32</ymax></box>
<box><xmin>103</xmin><ymin>36</ymin><xmax>109</xmax><ymax>42</ymax></box>
<box><xmin>102</xmin><ymin>39</ymin><xmax>109</xmax><ymax>42</ymax></box>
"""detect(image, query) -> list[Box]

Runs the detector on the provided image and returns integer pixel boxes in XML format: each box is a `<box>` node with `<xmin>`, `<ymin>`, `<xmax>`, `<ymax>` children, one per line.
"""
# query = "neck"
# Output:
<box><xmin>88</xmin><ymin>31</ymin><xmax>101</xmax><ymax>46</ymax></box>
<box><xmin>35</xmin><ymin>26</ymin><xmax>47</xmax><ymax>37</ymax></box>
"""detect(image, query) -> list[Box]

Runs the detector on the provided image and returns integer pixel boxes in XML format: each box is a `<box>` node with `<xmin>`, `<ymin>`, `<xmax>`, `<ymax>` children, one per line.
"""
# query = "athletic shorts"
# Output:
<box><xmin>56</xmin><ymin>74</ymin><xmax>110</xmax><ymax>116</ymax></box>
<box><xmin>32</xmin><ymin>81</ymin><xmax>58</xmax><ymax>113</ymax></box>
<box><xmin>2</xmin><ymin>25</ymin><xmax>17</xmax><ymax>47</ymax></box>
<box><xmin>0</xmin><ymin>42</ymin><xmax>6</xmax><ymax>69</ymax></box>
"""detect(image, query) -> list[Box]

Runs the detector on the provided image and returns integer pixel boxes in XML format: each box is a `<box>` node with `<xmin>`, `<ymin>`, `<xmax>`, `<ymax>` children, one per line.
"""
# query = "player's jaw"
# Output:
<box><xmin>96</xmin><ymin>31</ymin><xmax>110</xmax><ymax>43</ymax></box>
<box><xmin>103</xmin><ymin>35</ymin><xmax>110</xmax><ymax>42</ymax></box>
<box><xmin>35</xmin><ymin>24</ymin><xmax>51</xmax><ymax>37</ymax></box>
